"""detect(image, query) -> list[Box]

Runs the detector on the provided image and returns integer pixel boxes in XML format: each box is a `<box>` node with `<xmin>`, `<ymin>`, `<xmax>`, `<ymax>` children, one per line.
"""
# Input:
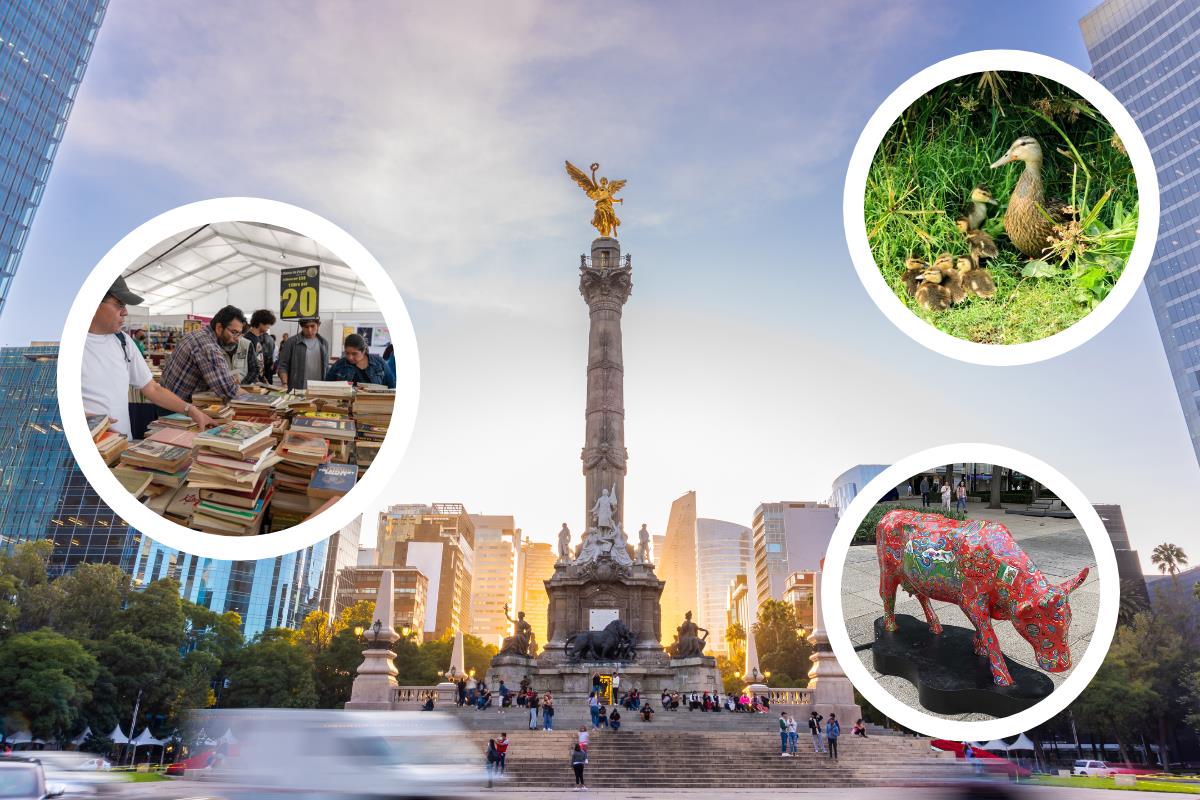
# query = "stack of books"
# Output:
<box><xmin>118</xmin><ymin>439</ymin><xmax>193</xmax><ymax>489</ymax></box>
<box><xmin>351</xmin><ymin>385</ymin><xmax>395</xmax><ymax>475</ymax></box>
<box><xmin>144</xmin><ymin>412</ymin><xmax>199</xmax><ymax>437</ymax></box>
<box><xmin>146</xmin><ymin>484</ymin><xmax>201</xmax><ymax>525</ymax></box>
<box><xmin>186</xmin><ymin>422</ymin><xmax>278</xmax><ymax>535</ymax></box>
<box><xmin>304</xmin><ymin>380</ymin><xmax>355</xmax><ymax>416</ymax></box>
<box><xmin>270</xmin><ymin>431</ymin><xmax>329</xmax><ymax>529</ymax></box>
<box><xmin>190</xmin><ymin>391</ymin><xmax>236</xmax><ymax>423</ymax></box>
<box><xmin>112</xmin><ymin>466</ymin><xmax>153</xmax><ymax>499</ymax></box>
<box><xmin>290</xmin><ymin>412</ymin><xmax>356</xmax><ymax>463</ymax></box>
<box><xmin>229</xmin><ymin>392</ymin><xmax>291</xmax><ymax>439</ymax></box>
<box><xmin>308</xmin><ymin>462</ymin><xmax>357</xmax><ymax>501</ymax></box>
<box><xmin>89</xmin><ymin>414</ymin><xmax>128</xmax><ymax>466</ymax></box>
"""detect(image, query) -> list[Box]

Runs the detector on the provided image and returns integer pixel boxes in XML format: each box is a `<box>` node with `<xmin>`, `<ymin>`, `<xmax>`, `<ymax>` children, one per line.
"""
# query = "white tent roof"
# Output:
<box><xmin>219</xmin><ymin>728</ymin><xmax>238</xmax><ymax>745</ymax></box>
<box><xmin>131</xmin><ymin>728</ymin><xmax>165</xmax><ymax>747</ymax></box>
<box><xmin>8</xmin><ymin>731</ymin><xmax>33</xmax><ymax>744</ymax></box>
<box><xmin>122</xmin><ymin>221</ymin><xmax>375</xmax><ymax>315</ymax></box>
<box><xmin>980</xmin><ymin>739</ymin><xmax>1010</xmax><ymax>751</ymax></box>
<box><xmin>70</xmin><ymin>726</ymin><xmax>92</xmax><ymax>746</ymax></box>
<box><xmin>1009</xmin><ymin>733</ymin><xmax>1036</xmax><ymax>751</ymax></box>
<box><xmin>108</xmin><ymin>725</ymin><xmax>129</xmax><ymax>744</ymax></box>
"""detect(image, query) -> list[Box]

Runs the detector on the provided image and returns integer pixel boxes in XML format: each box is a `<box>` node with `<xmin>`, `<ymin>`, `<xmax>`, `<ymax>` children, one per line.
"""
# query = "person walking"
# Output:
<box><xmin>826</xmin><ymin>713</ymin><xmax>841</xmax><ymax>760</ymax></box>
<box><xmin>528</xmin><ymin>692</ymin><xmax>540</xmax><ymax>730</ymax></box>
<box><xmin>787</xmin><ymin>713</ymin><xmax>799</xmax><ymax>755</ymax></box>
<box><xmin>589</xmin><ymin>692</ymin><xmax>600</xmax><ymax>730</ymax></box>
<box><xmin>920</xmin><ymin>475</ymin><xmax>930</xmax><ymax>507</ymax></box>
<box><xmin>577</xmin><ymin>726</ymin><xmax>589</xmax><ymax>755</ymax></box>
<box><xmin>809</xmin><ymin>712</ymin><xmax>825</xmax><ymax>753</ymax></box>
<box><xmin>779</xmin><ymin>712</ymin><xmax>791</xmax><ymax>757</ymax></box>
<box><xmin>941</xmin><ymin>481</ymin><xmax>952</xmax><ymax>513</ymax></box>
<box><xmin>486</xmin><ymin>738</ymin><xmax>498</xmax><ymax>788</ymax></box>
<box><xmin>495</xmin><ymin>733</ymin><xmax>509</xmax><ymax>776</ymax></box>
<box><xmin>571</xmin><ymin>743</ymin><xmax>587</xmax><ymax>790</ymax></box>
<box><xmin>542</xmin><ymin>693</ymin><xmax>555</xmax><ymax>731</ymax></box>
<box><xmin>956</xmin><ymin>479</ymin><xmax>968</xmax><ymax>513</ymax></box>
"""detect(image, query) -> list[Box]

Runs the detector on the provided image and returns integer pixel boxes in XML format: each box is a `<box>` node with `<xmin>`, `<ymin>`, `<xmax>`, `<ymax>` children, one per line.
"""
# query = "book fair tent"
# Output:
<box><xmin>121</xmin><ymin>221</ymin><xmax>387</xmax><ymax>350</ymax></box>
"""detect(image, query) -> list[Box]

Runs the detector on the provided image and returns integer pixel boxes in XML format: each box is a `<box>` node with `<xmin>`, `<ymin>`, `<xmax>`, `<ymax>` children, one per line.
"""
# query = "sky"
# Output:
<box><xmin>1</xmin><ymin>0</ymin><xmax>1194</xmax><ymax>574</ymax></box>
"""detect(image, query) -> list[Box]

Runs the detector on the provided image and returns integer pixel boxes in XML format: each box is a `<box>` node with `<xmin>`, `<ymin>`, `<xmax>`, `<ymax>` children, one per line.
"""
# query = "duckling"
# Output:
<box><xmin>956</xmin><ymin>256</ymin><xmax>997</xmax><ymax>299</ymax></box>
<box><xmin>902</xmin><ymin>257</ymin><xmax>927</xmax><ymax>297</ymax></box>
<box><xmin>990</xmin><ymin>137</ymin><xmax>1073</xmax><ymax>258</ymax></box>
<box><xmin>956</xmin><ymin>185</ymin><xmax>997</xmax><ymax>231</ymax></box>
<box><xmin>932</xmin><ymin>253</ymin><xmax>968</xmax><ymax>304</ymax></box>
<box><xmin>956</xmin><ymin>218</ymin><xmax>999</xmax><ymax>261</ymax></box>
<box><xmin>915</xmin><ymin>268</ymin><xmax>952</xmax><ymax>312</ymax></box>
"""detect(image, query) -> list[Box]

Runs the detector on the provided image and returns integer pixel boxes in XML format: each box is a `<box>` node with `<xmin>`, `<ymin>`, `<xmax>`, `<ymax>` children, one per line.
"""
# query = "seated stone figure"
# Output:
<box><xmin>499</xmin><ymin>604</ymin><xmax>535</xmax><ymax>657</ymax></box>
<box><xmin>666</xmin><ymin>610</ymin><xmax>709</xmax><ymax>659</ymax></box>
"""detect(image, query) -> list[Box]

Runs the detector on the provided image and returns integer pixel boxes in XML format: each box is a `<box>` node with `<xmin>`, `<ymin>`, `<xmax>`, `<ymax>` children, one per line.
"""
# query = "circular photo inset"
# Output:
<box><xmin>844</xmin><ymin>51</ymin><xmax>1158</xmax><ymax>365</ymax></box>
<box><xmin>823</xmin><ymin>446</ymin><xmax>1118</xmax><ymax>741</ymax></box>
<box><xmin>58</xmin><ymin>199</ymin><xmax>419</xmax><ymax>561</ymax></box>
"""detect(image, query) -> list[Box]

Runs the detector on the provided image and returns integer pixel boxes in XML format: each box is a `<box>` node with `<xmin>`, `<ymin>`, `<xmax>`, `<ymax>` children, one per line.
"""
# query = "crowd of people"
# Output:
<box><xmin>656</xmin><ymin>689</ymin><xmax>772</xmax><ymax>713</ymax></box>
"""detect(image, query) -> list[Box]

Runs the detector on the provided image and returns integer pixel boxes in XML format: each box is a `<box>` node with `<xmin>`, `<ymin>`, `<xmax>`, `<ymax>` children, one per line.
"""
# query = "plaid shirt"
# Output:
<box><xmin>160</xmin><ymin>326</ymin><xmax>241</xmax><ymax>402</ymax></box>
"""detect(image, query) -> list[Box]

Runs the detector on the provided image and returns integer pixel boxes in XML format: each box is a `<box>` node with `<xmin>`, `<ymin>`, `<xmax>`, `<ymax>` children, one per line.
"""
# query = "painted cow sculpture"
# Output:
<box><xmin>876</xmin><ymin>509</ymin><xmax>1088</xmax><ymax>686</ymax></box>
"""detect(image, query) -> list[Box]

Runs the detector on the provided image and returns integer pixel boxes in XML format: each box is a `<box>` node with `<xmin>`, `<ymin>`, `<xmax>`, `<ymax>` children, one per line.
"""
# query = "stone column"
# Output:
<box><xmin>346</xmin><ymin>569</ymin><xmax>401</xmax><ymax>711</ymax></box>
<box><xmin>807</xmin><ymin>567</ymin><xmax>861</xmax><ymax>721</ymax></box>
<box><xmin>579</xmin><ymin>237</ymin><xmax>632</xmax><ymax>531</ymax></box>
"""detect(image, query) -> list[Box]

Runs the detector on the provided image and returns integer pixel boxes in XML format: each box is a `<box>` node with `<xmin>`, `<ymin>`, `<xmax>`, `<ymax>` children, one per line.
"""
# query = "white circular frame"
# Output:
<box><xmin>821</xmin><ymin>443</ymin><xmax>1119</xmax><ymax>741</ymax></box>
<box><xmin>58</xmin><ymin>198</ymin><xmax>421</xmax><ymax>560</ymax></box>
<box><xmin>843</xmin><ymin>50</ymin><xmax>1160</xmax><ymax>365</ymax></box>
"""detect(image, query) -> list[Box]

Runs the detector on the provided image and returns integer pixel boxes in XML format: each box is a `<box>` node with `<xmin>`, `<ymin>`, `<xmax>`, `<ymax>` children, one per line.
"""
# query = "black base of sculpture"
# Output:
<box><xmin>872</xmin><ymin>615</ymin><xmax>1054</xmax><ymax>717</ymax></box>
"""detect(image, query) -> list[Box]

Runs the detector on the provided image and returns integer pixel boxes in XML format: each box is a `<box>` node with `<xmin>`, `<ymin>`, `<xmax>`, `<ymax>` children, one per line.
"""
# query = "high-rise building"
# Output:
<box><xmin>0</xmin><ymin>2</ymin><xmax>107</xmax><ymax>319</ymax></box>
<box><xmin>335</xmin><ymin>566</ymin><xmax>428</xmax><ymax>644</ymax></box>
<box><xmin>658</xmin><ymin>491</ymin><xmax>697</xmax><ymax>641</ymax></box>
<box><xmin>783</xmin><ymin>570</ymin><xmax>817</xmax><ymax>630</ymax></box>
<box><xmin>317</xmin><ymin>516</ymin><xmax>362</xmax><ymax>621</ymax></box>
<box><xmin>1081</xmin><ymin>1</ymin><xmax>1200</xmax><ymax>466</ymax></box>
<box><xmin>652</xmin><ymin>534</ymin><xmax>665</xmax><ymax>568</ymax></box>
<box><xmin>468</xmin><ymin>514</ymin><xmax>520</xmax><ymax>648</ymax></box>
<box><xmin>131</xmin><ymin>535</ymin><xmax>330</xmax><ymax>640</ymax></box>
<box><xmin>1093</xmin><ymin>503</ymin><xmax>1151</xmax><ymax>605</ymax></box>
<box><xmin>753</xmin><ymin>501</ymin><xmax>838</xmax><ymax>608</ymax></box>
<box><xmin>377</xmin><ymin>503</ymin><xmax>475</xmax><ymax>640</ymax></box>
<box><xmin>518</xmin><ymin>540</ymin><xmax>557</xmax><ymax>650</ymax></box>
<box><xmin>0</xmin><ymin>343</ymin><xmax>137</xmax><ymax>574</ymax></box>
<box><xmin>830</xmin><ymin>464</ymin><xmax>888</xmax><ymax>516</ymax></box>
<box><xmin>694</xmin><ymin>518</ymin><xmax>752</xmax><ymax>655</ymax></box>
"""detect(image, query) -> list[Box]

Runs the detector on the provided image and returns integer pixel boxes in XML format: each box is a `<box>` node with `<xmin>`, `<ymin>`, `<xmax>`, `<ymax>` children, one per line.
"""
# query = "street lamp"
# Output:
<box><xmin>353</xmin><ymin>625</ymin><xmax>364</xmax><ymax>637</ymax></box>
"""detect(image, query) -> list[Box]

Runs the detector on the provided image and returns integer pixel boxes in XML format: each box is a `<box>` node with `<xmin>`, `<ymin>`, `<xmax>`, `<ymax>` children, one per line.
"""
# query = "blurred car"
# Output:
<box><xmin>12</xmin><ymin>753</ymin><xmax>123</xmax><ymax>797</ymax></box>
<box><xmin>73</xmin><ymin>760</ymin><xmax>110</xmax><ymax>773</ymax></box>
<box><xmin>190</xmin><ymin>709</ymin><xmax>487</xmax><ymax>799</ymax></box>
<box><xmin>0</xmin><ymin>756</ymin><xmax>66</xmax><ymax>799</ymax></box>
<box><xmin>1072</xmin><ymin>759</ymin><xmax>1115</xmax><ymax>777</ymax></box>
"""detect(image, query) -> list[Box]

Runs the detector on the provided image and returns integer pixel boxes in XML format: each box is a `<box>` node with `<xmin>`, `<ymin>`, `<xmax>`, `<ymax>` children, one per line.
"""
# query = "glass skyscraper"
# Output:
<box><xmin>0</xmin><ymin>343</ymin><xmax>135</xmax><ymax>574</ymax></box>
<box><xmin>1081</xmin><ymin>0</ymin><xmax>1200</xmax><ymax>465</ymax></box>
<box><xmin>0</xmin><ymin>1</ymin><xmax>107</xmax><ymax>319</ymax></box>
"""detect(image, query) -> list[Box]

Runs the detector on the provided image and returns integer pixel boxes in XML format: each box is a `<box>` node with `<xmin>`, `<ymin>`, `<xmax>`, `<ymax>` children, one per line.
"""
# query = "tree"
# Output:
<box><xmin>55</xmin><ymin>563</ymin><xmax>128</xmax><ymax>642</ymax></box>
<box><xmin>714</xmin><ymin>653</ymin><xmax>743</xmax><ymax>695</ymax></box>
<box><xmin>1151</xmin><ymin>543</ymin><xmax>1189</xmax><ymax>586</ymax></box>
<box><xmin>1118</xmin><ymin>580</ymin><xmax>1150</xmax><ymax>627</ymax></box>
<box><xmin>89</xmin><ymin>630</ymin><xmax>197</xmax><ymax>735</ymax></box>
<box><xmin>222</xmin><ymin>633</ymin><xmax>317</xmax><ymax>709</ymax></box>
<box><xmin>752</xmin><ymin>600</ymin><xmax>812</xmax><ymax>686</ymax></box>
<box><xmin>988</xmin><ymin>465</ymin><xmax>1005</xmax><ymax>510</ymax></box>
<box><xmin>725</xmin><ymin>622</ymin><xmax>746</xmax><ymax>665</ymax></box>
<box><xmin>413</xmin><ymin>632</ymin><xmax>497</xmax><ymax>684</ymax></box>
<box><xmin>0</xmin><ymin>630</ymin><xmax>98</xmax><ymax>742</ymax></box>
<box><xmin>119</xmin><ymin>579</ymin><xmax>186</xmax><ymax>648</ymax></box>
<box><xmin>297</xmin><ymin>610</ymin><xmax>334</xmax><ymax>656</ymax></box>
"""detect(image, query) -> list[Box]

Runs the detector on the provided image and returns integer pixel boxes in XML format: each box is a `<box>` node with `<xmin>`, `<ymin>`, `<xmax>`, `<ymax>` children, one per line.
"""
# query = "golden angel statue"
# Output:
<box><xmin>565</xmin><ymin>160</ymin><xmax>627</xmax><ymax>238</ymax></box>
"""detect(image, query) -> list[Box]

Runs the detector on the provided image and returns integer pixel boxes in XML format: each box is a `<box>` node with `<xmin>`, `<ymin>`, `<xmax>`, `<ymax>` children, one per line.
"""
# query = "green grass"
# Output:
<box><xmin>865</xmin><ymin>71</ymin><xmax>1138</xmax><ymax>344</ymax></box>
<box><xmin>1028</xmin><ymin>775</ymin><xmax>1200</xmax><ymax>794</ymax></box>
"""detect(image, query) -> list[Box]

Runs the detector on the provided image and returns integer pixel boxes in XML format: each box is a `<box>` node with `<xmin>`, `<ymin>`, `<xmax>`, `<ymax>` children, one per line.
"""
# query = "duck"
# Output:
<box><xmin>956</xmin><ymin>185</ymin><xmax>997</xmax><ymax>231</ymax></box>
<box><xmin>914</xmin><ymin>268</ymin><xmax>952</xmax><ymax>312</ymax></box>
<box><xmin>933</xmin><ymin>253</ymin><xmax>967</xmax><ymax>304</ymax></box>
<box><xmin>956</xmin><ymin>256</ymin><xmax>996</xmax><ymax>299</ymax></box>
<box><xmin>902</xmin><ymin>257</ymin><xmax>927</xmax><ymax>297</ymax></box>
<box><xmin>956</xmin><ymin>218</ymin><xmax>999</xmax><ymax>262</ymax></box>
<box><xmin>990</xmin><ymin>137</ymin><xmax>1072</xmax><ymax>258</ymax></box>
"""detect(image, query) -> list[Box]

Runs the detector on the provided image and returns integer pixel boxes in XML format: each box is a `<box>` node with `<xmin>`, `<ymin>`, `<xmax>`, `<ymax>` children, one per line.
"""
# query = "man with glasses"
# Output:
<box><xmin>159</xmin><ymin>304</ymin><xmax>247</xmax><ymax>406</ymax></box>
<box><xmin>83</xmin><ymin>277</ymin><xmax>215</xmax><ymax>437</ymax></box>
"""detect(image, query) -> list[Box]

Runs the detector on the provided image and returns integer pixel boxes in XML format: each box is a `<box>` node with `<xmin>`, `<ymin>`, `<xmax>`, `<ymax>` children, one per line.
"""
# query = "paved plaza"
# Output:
<box><xmin>842</xmin><ymin>500</ymin><xmax>1100</xmax><ymax>721</ymax></box>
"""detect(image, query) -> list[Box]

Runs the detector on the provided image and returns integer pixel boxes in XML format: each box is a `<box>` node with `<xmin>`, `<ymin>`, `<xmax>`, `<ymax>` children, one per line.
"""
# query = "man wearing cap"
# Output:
<box><xmin>83</xmin><ymin>277</ymin><xmax>215</xmax><ymax>437</ymax></box>
<box><xmin>159</xmin><ymin>305</ymin><xmax>247</xmax><ymax>405</ymax></box>
<box><xmin>276</xmin><ymin>317</ymin><xmax>329</xmax><ymax>392</ymax></box>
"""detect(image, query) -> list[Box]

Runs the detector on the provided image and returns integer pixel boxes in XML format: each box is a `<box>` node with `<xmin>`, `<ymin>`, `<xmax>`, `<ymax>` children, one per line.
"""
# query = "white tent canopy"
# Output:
<box><xmin>122</xmin><ymin>221</ymin><xmax>378</xmax><ymax>317</ymax></box>
<box><xmin>70</xmin><ymin>727</ymin><xmax>93</xmax><ymax>746</ymax></box>
<box><xmin>1009</xmin><ymin>733</ymin><xmax>1036</xmax><ymax>751</ymax></box>
<box><xmin>108</xmin><ymin>725</ymin><xmax>129</xmax><ymax>744</ymax></box>
<box><xmin>218</xmin><ymin>728</ymin><xmax>238</xmax><ymax>745</ymax></box>
<box><xmin>981</xmin><ymin>739</ymin><xmax>1010</xmax><ymax>752</ymax></box>
<box><xmin>131</xmin><ymin>728</ymin><xmax>165</xmax><ymax>747</ymax></box>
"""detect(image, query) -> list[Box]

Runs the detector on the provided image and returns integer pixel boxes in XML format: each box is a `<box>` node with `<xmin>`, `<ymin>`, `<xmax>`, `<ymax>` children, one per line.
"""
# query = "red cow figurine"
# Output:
<box><xmin>876</xmin><ymin>509</ymin><xmax>1088</xmax><ymax>687</ymax></box>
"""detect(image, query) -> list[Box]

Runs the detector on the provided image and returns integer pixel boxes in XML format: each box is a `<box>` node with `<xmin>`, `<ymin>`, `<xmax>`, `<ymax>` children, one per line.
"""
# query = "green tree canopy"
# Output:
<box><xmin>222</xmin><ymin>632</ymin><xmax>317</xmax><ymax>709</ymax></box>
<box><xmin>752</xmin><ymin>599</ymin><xmax>812</xmax><ymax>687</ymax></box>
<box><xmin>0</xmin><ymin>629</ymin><xmax>98</xmax><ymax>742</ymax></box>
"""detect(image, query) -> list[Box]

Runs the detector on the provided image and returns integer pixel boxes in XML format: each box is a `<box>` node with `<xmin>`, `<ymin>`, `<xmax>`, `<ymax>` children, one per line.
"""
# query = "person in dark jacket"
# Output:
<box><xmin>277</xmin><ymin>318</ymin><xmax>329</xmax><ymax>391</ymax></box>
<box><xmin>325</xmin><ymin>333</ymin><xmax>395</xmax><ymax>387</ymax></box>
<box><xmin>570</xmin><ymin>743</ymin><xmax>587</xmax><ymax>789</ymax></box>
<box><xmin>242</xmin><ymin>309</ymin><xmax>277</xmax><ymax>385</ymax></box>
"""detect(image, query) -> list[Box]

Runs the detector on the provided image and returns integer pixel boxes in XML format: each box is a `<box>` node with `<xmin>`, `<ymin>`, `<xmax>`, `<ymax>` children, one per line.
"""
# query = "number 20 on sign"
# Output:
<box><xmin>280</xmin><ymin>265</ymin><xmax>320</xmax><ymax>319</ymax></box>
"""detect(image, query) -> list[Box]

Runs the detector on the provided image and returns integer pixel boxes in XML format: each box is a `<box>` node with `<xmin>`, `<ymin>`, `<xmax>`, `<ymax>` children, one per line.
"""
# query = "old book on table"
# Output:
<box><xmin>194</xmin><ymin>421</ymin><xmax>273</xmax><ymax>453</ymax></box>
<box><xmin>95</xmin><ymin>431</ymin><xmax>128</xmax><ymax>466</ymax></box>
<box><xmin>87</xmin><ymin>414</ymin><xmax>110</xmax><ymax>440</ymax></box>
<box><xmin>112</xmin><ymin>466</ymin><xmax>153</xmax><ymax>499</ymax></box>
<box><xmin>290</xmin><ymin>414</ymin><xmax>356</xmax><ymax>441</ymax></box>
<box><xmin>120</xmin><ymin>440</ymin><xmax>192</xmax><ymax>473</ymax></box>
<box><xmin>146</xmin><ymin>427</ymin><xmax>198</xmax><ymax>449</ymax></box>
<box><xmin>277</xmin><ymin>431</ymin><xmax>329</xmax><ymax>465</ymax></box>
<box><xmin>150</xmin><ymin>413</ymin><xmax>198</xmax><ymax>430</ymax></box>
<box><xmin>305</xmin><ymin>380</ymin><xmax>355</xmax><ymax>397</ymax></box>
<box><xmin>307</xmin><ymin>462</ymin><xmax>356</xmax><ymax>500</ymax></box>
<box><xmin>199</xmin><ymin>474</ymin><xmax>271</xmax><ymax>510</ymax></box>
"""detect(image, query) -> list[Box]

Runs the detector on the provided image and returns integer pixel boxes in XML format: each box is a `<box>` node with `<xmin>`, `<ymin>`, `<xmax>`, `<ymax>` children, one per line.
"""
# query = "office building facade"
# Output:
<box><xmin>0</xmin><ymin>1</ymin><xmax>107</xmax><ymax>318</ymax></box>
<box><xmin>1081</xmin><ymin>0</ymin><xmax>1200</xmax><ymax>466</ymax></box>
<box><xmin>317</xmin><ymin>515</ymin><xmax>362</xmax><ymax>622</ymax></box>
<box><xmin>1093</xmin><ymin>503</ymin><xmax>1151</xmax><ymax>604</ymax></box>
<box><xmin>518</xmin><ymin>540</ymin><xmax>557</xmax><ymax>650</ymax></box>
<box><xmin>377</xmin><ymin>502</ymin><xmax>475</xmax><ymax>639</ymax></box>
<box><xmin>657</xmin><ymin>491</ymin><xmax>697</xmax><ymax>641</ymax></box>
<box><xmin>335</xmin><ymin>566</ymin><xmax>428</xmax><ymax>644</ymax></box>
<box><xmin>830</xmin><ymin>464</ymin><xmax>888</xmax><ymax>515</ymax></box>
<box><xmin>694</xmin><ymin>518</ymin><xmax>752</xmax><ymax>655</ymax></box>
<box><xmin>753</xmin><ymin>501</ymin><xmax>838</xmax><ymax>607</ymax></box>
<box><xmin>468</xmin><ymin>514</ymin><xmax>520</xmax><ymax>648</ymax></box>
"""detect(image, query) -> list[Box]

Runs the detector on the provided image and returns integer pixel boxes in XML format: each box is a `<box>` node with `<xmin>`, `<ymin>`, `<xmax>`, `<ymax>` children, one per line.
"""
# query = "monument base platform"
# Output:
<box><xmin>488</xmin><ymin>658</ymin><xmax>691</xmax><ymax>701</ymax></box>
<box><xmin>872</xmin><ymin>615</ymin><xmax>1053</xmax><ymax>717</ymax></box>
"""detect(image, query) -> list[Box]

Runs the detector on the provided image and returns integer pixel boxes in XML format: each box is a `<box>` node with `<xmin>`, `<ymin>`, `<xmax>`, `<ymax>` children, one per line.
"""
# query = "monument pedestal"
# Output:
<box><xmin>873</xmin><ymin>615</ymin><xmax>1053</xmax><ymax>716</ymax></box>
<box><xmin>345</xmin><ymin>643</ymin><xmax>400</xmax><ymax>710</ymax></box>
<box><xmin>485</xmin><ymin>653</ymin><xmax>538</xmax><ymax>694</ymax></box>
<box><xmin>669</xmin><ymin>656</ymin><xmax>721</xmax><ymax>694</ymax></box>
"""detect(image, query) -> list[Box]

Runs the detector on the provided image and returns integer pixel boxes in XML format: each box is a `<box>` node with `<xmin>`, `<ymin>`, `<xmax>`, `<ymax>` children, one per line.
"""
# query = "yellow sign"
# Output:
<box><xmin>280</xmin><ymin>265</ymin><xmax>320</xmax><ymax>320</ymax></box>
<box><xmin>598</xmin><ymin>675</ymin><xmax>613</xmax><ymax>705</ymax></box>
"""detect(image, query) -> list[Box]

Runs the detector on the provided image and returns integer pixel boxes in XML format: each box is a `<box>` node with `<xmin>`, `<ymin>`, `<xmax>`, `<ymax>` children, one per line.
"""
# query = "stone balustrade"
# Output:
<box><xmin>765</xmin><ymin>687</ymin><xmax>814</xmax><ymax>705</ymax></box>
